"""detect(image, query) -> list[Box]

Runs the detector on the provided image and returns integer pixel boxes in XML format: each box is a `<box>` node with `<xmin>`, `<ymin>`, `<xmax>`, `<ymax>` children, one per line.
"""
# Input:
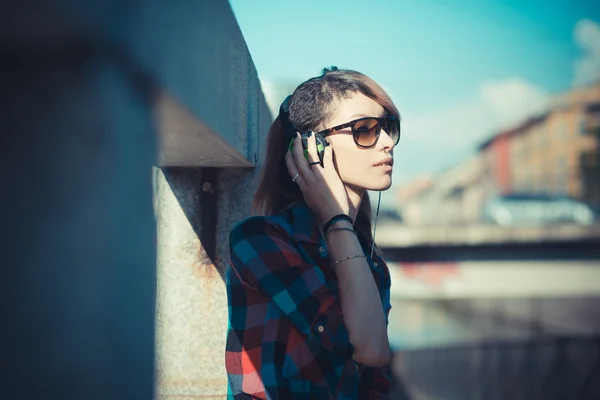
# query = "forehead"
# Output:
<box><xmin>325</xmin><ymin>92</ymin><xmax>385</xmax><ymax>127</ymax></box>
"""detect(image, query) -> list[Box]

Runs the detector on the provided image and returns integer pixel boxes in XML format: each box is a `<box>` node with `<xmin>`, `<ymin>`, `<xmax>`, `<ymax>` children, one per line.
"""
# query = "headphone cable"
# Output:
<box><xmin>370</xmin><ymin>191</ymin><xmax>382</xmax><ymax>259</ymax></box>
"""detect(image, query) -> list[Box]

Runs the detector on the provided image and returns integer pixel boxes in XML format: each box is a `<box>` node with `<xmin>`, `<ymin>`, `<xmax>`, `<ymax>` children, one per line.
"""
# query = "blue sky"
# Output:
<box><xmin>229</xmin><ymin>0</ymin><xmax>600</xmax><ymax>206</ymax></box>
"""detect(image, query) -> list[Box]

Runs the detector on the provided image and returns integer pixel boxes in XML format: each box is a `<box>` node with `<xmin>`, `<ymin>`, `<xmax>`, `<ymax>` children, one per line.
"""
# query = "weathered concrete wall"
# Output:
<box><xmin>153</xmin><ymin>107</ymin><xmax>270</xmax><ymax>400</ymax></box>
<box><xmin>154</xmin><ymin>165</ymin><xmax>270</xmax><ymax>399</ymax></box>
<box><xmin>154</xmin><ymin>168</ymin><xmax>218</xmax><ymax>397</ymax></box>
<box><xmin>145</xmin><ymin>2</ymin><xmax>272</xmax><ymax>398</ymax></box>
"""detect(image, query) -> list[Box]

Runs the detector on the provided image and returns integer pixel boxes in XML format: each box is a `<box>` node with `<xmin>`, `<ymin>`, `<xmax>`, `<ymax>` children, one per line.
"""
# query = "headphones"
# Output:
<box><xmin>279</xmin><ymin>95</ymin><xmax>329</xmax><ymax>166</ymax></box>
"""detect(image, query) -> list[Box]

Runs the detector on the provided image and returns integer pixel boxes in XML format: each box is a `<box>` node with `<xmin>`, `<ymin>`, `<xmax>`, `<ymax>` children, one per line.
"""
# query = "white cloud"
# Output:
<box><xmin>260</xmin><ymin>76</ymin><xmax>552</xmax><ymax>210</ymax></box>
<box><xmin>573</xmin><ymin>19</ymin><xmax>600</xmax><ymax>87</ymax></box>
<box><xmin>391</xmin><ymin>18</ymin><xmax>600</xmax><ymax>194</ymax></box>
<box><xmin>382</xmin><ymin>77</ymin><xmax>550</xmax><ymax>208</ymax></box>
<box><xmin>391</xmin><ymin>18</ymin><xmax>600</xmax><ymax>191</ymax></box>
<box><xmin>395</xmin><ymin>78</ymin><xmax>549</xmax><ymax>170</ymax></box>
<box><xmin>480</xmin><ymin>78</ymin><xmax>550</xmax><ymax>129</ymax></box>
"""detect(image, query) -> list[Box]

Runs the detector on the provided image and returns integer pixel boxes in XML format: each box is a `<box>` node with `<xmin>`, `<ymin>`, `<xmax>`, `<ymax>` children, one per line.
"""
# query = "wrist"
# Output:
<box><xmin>317</xmin><ymin>204</ymin><xmax>350</xmax><ymax>225</ymax></box>
<box><xmin>320</xmin><ymin>214</ymin><xmax>354</xmax><ymax>235</ymax></box>
<box><xmin>324</xmin><ymin>224</ymin><xmax>358</xmax><ymax>243</ymax></box>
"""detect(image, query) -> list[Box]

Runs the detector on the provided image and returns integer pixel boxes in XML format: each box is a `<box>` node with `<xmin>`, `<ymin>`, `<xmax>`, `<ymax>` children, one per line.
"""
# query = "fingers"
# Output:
<box><xmin>305</xmin><ymin>131</ymin><xmax>319</xmax><ymax>165</ymax></box>
<box><xmin>286</xmin><ymin>132</ymin><xmax>330</xmax><ymax>189</ymax></box>
<box><xmin>285</xmin><ymin>149</ymin><xmax>306</xmax><ymax>187</ymax></box>
<box><xmin>291</xmin><ymin>132</ymin><xmax>305</xmax><ymax>163</ymax></box>
<box><xmin>284</xmin><ymin>147</ymin><xmax>298</xmax><ymax>175</ymax></box>
<box><xmin>322</xmin><ymin>139</ymin><xmax>334</xmax><ymax>169</ymax></box>
<box><xmin>286</xmin><ymin>133</ymin><xmax>310</xmax><ymax>187</ymax></box>
<box><xmin>294</xmin><ymin>133</ymin><xmax>313</xmax><ymax>178</ymax></box>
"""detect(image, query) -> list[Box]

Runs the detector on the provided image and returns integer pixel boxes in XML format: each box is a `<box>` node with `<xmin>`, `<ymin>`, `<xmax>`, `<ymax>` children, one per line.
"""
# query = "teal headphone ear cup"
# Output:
<box><xmin>313</xmin><ymin>134</ymin><xmax>327</xmax><ymax>164</ymax></box>
<box><xmin>288</xmin><ymin>132</ymin><xmax>328</xmax><ymax>165</ymax></box>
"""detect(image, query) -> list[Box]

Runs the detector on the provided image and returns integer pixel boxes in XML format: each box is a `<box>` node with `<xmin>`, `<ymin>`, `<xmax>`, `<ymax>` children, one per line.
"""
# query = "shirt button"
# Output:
<box><xmin>317</xmin><ymin>325</ymin><xmax>324</xmax><ymax>333</ymax></box>
<box><xmin>319</xmin><ymin>246</ymin><xmax>325</xmax><ymax>253</ymax></box>
<box><xmin>355</xmin><ymin>364</ymin><xmax>360</xmax><ymax>372</ymax></box>
<box><xmin>373</xmin><ymin>262</ymin><xmax>378</xmax><ymax>267</ymax></box>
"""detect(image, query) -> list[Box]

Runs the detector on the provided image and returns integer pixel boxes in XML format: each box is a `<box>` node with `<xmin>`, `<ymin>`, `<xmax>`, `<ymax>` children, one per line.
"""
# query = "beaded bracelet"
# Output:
<box><xmin>332</xmin><ymin>254</ymin><xmax>366</xmax><ymax>268</ymax></box>
<box><xmin>323</xmin><ymin>214</ymin><xmax>353</xmax><ymax>235</ymax></box>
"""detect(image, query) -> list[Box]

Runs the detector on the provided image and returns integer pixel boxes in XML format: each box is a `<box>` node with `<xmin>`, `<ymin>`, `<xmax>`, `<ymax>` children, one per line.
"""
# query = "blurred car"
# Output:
<box><xmin>377</xmin><ymin>208</ymin><xmax>403</xmax><ymax>222</ymax></box>
<box><xmin>481</xmin><ymin>193</ymin><xmax>597</xmax><ymax>226</ymax></box>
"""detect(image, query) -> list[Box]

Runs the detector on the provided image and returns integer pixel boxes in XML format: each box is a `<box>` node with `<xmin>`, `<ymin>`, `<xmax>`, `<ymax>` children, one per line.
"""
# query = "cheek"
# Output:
<box><xmin>334</xmin><ymin>149</ymin><xmax>368</xmax><ymax>177</ymax></box>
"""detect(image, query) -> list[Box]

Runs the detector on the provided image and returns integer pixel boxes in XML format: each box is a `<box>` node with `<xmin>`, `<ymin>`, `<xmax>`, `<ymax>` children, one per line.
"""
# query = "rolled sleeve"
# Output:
<box><xmin>361</xmin><ymin>365</ymin><xmax>393</xmax><ymax>397</ymax></box>
<box><xmin>229</xmin><ymin>217</ymin><xmax>353</xmax><ymax>358</ymax></box>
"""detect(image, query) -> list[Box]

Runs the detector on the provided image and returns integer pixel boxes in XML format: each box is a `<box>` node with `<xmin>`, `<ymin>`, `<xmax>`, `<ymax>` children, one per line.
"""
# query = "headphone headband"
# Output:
<box><xmin>279</xmin><ymin>94</ymin><xmax>329</xmax><ymax>165</ymax></box>
<box><xmin>278</xmin><ymin>95</ymin><xmax>297</xmax><ymax>137</ymax></box>
<box><xmin>279</xmin><ymin>95</ymin><xmax>292</xmax><ymax>115</ymax></box>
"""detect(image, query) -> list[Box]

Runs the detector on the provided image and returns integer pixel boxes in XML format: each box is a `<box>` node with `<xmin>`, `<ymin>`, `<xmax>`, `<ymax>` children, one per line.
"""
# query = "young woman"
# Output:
<box><xmin>225</xmin><ymin>67</ymin><xmax>401</xmax><ymax>399</ymax></box>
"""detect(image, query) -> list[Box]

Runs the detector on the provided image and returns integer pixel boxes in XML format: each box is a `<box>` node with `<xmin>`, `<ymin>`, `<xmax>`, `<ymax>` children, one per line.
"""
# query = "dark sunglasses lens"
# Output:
<box><xmin>352</xmin><ymin>118</ymin><xmax>380</xmax><ymax>146</ymax></box>
<box><xmin>386</xmin><ymin>117</ymin><xmax>401</xmax><ymax>144</ymax></box>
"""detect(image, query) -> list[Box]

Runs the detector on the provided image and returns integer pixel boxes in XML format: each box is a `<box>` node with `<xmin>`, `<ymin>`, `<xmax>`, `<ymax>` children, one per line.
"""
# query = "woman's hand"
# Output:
<box><xmin>285</xmin><ymin>132</ymin><xmax>350</xmax><ymax>226</ymax></box>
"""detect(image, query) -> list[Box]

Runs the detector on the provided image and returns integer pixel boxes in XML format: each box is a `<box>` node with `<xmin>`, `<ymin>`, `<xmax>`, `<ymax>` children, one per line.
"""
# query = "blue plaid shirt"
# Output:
<box><xmin>226</xmin><ymin>202</ymin><xmax>393</xmax><ymax>399</ymax></box>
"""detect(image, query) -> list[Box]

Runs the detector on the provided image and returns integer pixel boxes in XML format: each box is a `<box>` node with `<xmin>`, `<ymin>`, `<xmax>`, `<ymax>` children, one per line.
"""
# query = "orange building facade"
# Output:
<box><xmin>481</xmin><ymin>82</ymin><xmax>600</xmax><ymax>205</ymax></box>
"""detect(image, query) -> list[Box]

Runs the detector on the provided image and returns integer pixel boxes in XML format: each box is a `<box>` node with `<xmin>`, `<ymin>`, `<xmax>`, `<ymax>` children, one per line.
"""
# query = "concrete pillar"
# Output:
<box><xmin>154</xmin><ymin>167</ymin><xmax>221</xmax><ymax>398</ymax></box>
<box><xmin>0</xmin><ymin>34</ymin><xmax>157</xmax><ymax>400</ymax></box>
<box><xmin>154</xmin><ymin>166</ymin><xmax>263</xmax><ymax>399</ymax></box>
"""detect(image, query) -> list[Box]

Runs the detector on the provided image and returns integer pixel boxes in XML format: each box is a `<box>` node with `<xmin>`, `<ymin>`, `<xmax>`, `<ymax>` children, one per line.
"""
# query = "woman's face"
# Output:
<box><xmin>320</xmin><ymin>92</ymin><xmax>396</xmax><ymax>194</ymax></box>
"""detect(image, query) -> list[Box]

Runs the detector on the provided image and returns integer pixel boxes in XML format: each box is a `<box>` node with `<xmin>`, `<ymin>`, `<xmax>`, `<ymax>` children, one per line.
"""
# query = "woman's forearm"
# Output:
<box><xmin>323</xmin><ymin>220</ymin><xmax>391</xmax><ymax>367</ymax></box>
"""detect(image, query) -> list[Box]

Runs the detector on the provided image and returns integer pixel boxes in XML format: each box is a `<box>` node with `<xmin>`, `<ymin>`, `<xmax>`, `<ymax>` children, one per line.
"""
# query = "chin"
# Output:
<box><xmin>378</xmin><ymin>174</ymin><xmax>393</xmax><ymax>190</ymax></box>
<box><xmin>361</xmin><ymin>176</ymin><xmax>393</xmax><ymax>192</ymax></box>
<box><xmin>374</xmin><ymin>182</ymin><xmax>393</xmax><ymax>191</ymax></box>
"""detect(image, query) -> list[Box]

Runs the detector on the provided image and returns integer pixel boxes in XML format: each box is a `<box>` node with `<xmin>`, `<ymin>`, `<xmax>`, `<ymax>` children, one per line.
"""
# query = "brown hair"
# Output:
<box><xmin>252</xmin><ymin>67</ymin><xmax>400</xmax><ymax>250</ymax></box>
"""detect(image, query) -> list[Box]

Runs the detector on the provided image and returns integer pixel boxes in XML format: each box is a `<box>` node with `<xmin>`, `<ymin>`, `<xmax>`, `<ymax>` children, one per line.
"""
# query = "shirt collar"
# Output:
<box><xmin>287</xmin><ymin>201</ymin><xmax>321</xmax><ymax>245</ymax></box>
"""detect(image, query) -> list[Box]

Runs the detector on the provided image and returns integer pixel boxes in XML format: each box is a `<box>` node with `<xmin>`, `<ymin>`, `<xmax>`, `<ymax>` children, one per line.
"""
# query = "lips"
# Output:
<box><xmin>374</xmin><ymin>158</ymin><xmax>393</xmax><ymax>167</ymax></box>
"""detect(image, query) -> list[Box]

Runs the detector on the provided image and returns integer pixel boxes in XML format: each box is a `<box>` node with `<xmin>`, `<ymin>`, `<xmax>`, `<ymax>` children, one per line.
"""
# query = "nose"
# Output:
<box><xmin>379</xmin><ymin>128</ymin><xmax>395</xmax><ymax>150</ymax></box>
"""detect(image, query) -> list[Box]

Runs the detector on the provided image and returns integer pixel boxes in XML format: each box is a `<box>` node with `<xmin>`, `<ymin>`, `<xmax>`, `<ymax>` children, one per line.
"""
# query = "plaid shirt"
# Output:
<box><xmin>225</xmin><ymin>202</ymin><xmax>393</xmax><ymax>399</ymax></box>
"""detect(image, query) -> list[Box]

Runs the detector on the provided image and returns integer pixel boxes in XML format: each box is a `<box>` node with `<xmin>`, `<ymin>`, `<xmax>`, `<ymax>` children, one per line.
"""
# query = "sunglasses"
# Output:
<box><xmin>317</xmin><ymin>115</ymin><xmax>401</xmax><ymax>148</ymax></box>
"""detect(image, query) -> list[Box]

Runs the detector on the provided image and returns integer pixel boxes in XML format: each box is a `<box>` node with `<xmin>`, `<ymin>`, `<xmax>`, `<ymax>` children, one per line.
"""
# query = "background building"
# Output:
<box><xmin>395</xmin><ymin>82</ymin><xmax>600</xmax><ymax>228</ymax></box>
<box><xmin>396</xmin><ymin>155</ymin><xmax>487</xmax><ymax>226</ymax></box>
<box><xmin>482</xmin><ymin>82</ymin><xmax>600</xmax><ymax>204</ymax></box>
